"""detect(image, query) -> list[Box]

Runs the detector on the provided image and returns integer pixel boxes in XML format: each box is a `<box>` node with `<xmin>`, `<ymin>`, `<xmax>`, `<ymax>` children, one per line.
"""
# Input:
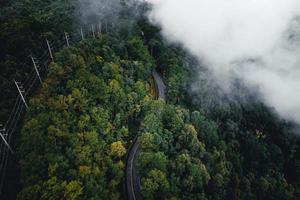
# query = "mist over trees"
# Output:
<box><xmin>148</xmin><ymin>0</ymin><xmax>300</xmax><ymax>125</ymax></box>
<box><xmin>0</xmin><ymin>0</ymin><xmax>300</xmax><ymax>200</ymax></box>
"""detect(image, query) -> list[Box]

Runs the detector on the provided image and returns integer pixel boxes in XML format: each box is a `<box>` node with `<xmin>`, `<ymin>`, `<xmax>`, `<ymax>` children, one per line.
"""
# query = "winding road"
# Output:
<box><xmin>152</xmin><ymin>70</ymin><xmax>167</xmax><ymax>101</ymax></box>
<box><xmin>125</xmin><ymin>69</ymin><xmax>166</xmax><ymax>200</ymax></box>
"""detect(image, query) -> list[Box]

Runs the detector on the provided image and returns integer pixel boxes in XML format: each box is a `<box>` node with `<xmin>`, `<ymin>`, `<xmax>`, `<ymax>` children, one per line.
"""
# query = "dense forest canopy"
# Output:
<box><xmin>0</xmin><ymin>0</ymin><xmax>300</xmax><ymax>200</ymax></box>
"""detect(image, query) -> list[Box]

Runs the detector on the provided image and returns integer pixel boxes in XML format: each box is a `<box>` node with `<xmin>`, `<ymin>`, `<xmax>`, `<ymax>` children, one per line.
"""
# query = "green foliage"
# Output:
<box><xmin>0</xmin><ymin>0</ymin><xmax>75</xmax><ymax>122</ymax></box>
<box><xmin>141</xmin><ymin>169</ymin><xmax>169</xmax><ymax>199</ymax></box>
<box><xmin>135</xmin><ymin>18</ymin><xmax>300</xmax><ymax>200</ymax></box>
<box><xmin>137</xmin><ymin>100</ymin><xmax>224</xmax><ymax>199</ymax></box>
<box><xmin>17</xmin><ymin>37</ymin><xmax>154</xmax><ymax>199</ymax></box>
<box><xmin>110</xmin><ymin>141</ymin><xmax>126</xmax><ymax>158</ymax></box>
<box><xmin>1</xmin><ymin>2</ymin><xmax>300</xmax><ymax>199</ymax></box>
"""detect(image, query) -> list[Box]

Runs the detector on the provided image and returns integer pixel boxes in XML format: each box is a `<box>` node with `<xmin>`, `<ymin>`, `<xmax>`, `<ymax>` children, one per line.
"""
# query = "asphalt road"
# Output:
<box><xmin>126</xmin><ymin>69</ymin><xmax>166</xmax><ymax>200</ymax></box>
<box><xmin>126</xmin><ymin>139</ymin><xmax>140</xmax><ymax>200</ymax></box>
<box><xmin>152</xmin><ymin>70</ymin><xmax>167</xmax><ymax>101</ymax></box>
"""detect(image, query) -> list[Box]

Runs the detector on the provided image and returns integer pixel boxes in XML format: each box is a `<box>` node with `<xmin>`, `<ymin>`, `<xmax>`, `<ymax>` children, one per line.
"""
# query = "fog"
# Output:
<box><xmin>76</xmin><ymin>0</ymin><xmax>143</xmax><ymax>25</ymax></box>
<box><xmin>147</xmin><ymin>0</ymin><xmax>300</xmax><ymax>124</ymax></box>
<box><xmin>75</xmin><ymin>0</ymin><xmax>300</xmax><ymax>124</ymax></box>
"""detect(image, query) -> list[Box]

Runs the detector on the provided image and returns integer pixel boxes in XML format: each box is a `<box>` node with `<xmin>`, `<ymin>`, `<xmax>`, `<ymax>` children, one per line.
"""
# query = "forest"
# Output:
<box><xmin>0</xmin><ymin>0</ymin><xmax>300</xmax><ymax>200</ymax></box>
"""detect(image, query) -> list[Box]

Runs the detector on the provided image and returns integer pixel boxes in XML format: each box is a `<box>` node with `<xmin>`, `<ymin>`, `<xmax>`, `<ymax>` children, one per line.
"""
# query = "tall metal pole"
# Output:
<box><xmin>80</xmin><ymin>28</ymin><xmax>84</xmax><ymax>40</ymax></box>
<box><xmin>96</xmin><ymin>22</ymin><xmax>102</xmax><ymax>37</ymax></box>
<box><xmin>64</xmin><ymin>31</ymin><xmax>70</xmax><ymax>47</ymax></box>
<box><xmin>31</xmin><ymin>56</ymin><xmax>42</xmax><ymax>84</ymax></box>
<box><xmin>0</xmin><ymin>126</ymin><xmax>14</xmax><ymax>154</ymax></box>
<box><xmin>105</xmin><ymin>21</ymin><xmax>108</xmax><ymax>33</ymax></box>
<box><xmin>98</xmin><ymin>22</ymin><xmax>102</xmax><ymax>35</ymax></box>
<box><xmin>46</xmin><ymin>39</ymin><xmax>54</xmax><ymax>61</ymax></box>
<box><xmin>14</xmin><ymin>80</ymin><xmax>28</xmax><ymax>109</ymax></box>
<box><xmin>92</xmin><ymin>25</ymin><xmax>95</xmax><ymax>38</ymax></box>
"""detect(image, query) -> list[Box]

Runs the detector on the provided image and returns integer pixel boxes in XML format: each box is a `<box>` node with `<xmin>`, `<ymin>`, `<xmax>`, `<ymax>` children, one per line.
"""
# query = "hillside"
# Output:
<box><xmin>0</xmin><ymin>1</ymin><xmax>300</xmax><ymax>200</ymax></box>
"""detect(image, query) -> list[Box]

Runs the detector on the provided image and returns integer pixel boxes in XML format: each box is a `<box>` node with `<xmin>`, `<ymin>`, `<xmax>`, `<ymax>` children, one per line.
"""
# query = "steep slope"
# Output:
<box><xmin>17</xmin><ymin>35</ymin><xmax>154</xmax><ymax>199</ymax></box>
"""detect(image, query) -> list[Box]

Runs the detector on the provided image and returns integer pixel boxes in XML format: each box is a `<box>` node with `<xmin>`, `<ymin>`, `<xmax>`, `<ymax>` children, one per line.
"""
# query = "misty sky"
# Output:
<box><xmin>146</xmin><ymin>0</ymin><xmax>300</xmax><ymax>124</ymax></box>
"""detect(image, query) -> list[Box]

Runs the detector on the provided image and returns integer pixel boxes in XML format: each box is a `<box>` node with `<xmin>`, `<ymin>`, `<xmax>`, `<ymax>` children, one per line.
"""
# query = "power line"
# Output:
<box><xmin>46</xmin><ymin>39</ymin><xmax>54</xmax><ymax>61</ymax></box>
<box><xmin>0</xmin><ymin>21</ymin><xmax>112</xmax><ymax>195</ymax></box>
<box><xmin>64</xmin><ymin>31</ymin><xmax>70</xmax><ymax>47</ymax></box>
<box><xmin>0</xmin><ymin>126</ymin><xmax>14</xmax><ymax>154</ymax></box>
<box><xmin>31</xmin><ymin>56</ymin><xmax>43</xmax><ymax>84</ymax></box>
<box><xmin>14</xmin><ymin>80</ymin><xmax>28</xmax><ymax>109</ymax></box>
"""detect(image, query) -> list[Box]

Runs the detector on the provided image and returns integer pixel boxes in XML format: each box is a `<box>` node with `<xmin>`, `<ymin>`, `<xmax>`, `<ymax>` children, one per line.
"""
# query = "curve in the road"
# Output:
<box><xmin>125</xmin><ymin>69</ymin><xmax>166</xmax><ymax>200</ymax></box>
<box><xmin>152</xmin><ymin>70</ymin><xmax>167</xmax><ymax>101</ymax></box>
<box><xmin>126</xmin><ymin>138</ymin><xmax>139</xmax><ymax>200</ymax></box>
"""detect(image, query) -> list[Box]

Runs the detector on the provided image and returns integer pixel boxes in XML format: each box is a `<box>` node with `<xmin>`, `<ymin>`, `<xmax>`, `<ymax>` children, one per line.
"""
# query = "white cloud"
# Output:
<box><xmin>147</xmin><ymin>0</ymin><xmax>300</xmax><ymax>124</ymax></box>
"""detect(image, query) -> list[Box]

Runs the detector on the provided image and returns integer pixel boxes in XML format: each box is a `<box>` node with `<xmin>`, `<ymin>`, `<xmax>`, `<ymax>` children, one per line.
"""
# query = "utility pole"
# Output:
<box><xmin>31</xmin><ymin>56</ymin><xmax>42</xmax><ymax>84</ymax></box>
<box><xmin>96</xmin><ymin>23</ymin><xmax>101</xmax><ymax>37</ymax></box>
<box><xmin>46</xmin><ymin>39</ymin><xmax>54</xmax><ymax>61</ymax></box>
<box><xmin>80</xmin><ymin>27</ymin><xmax>84</xmax><ymax>40</ymax></box>
<box><xmin>64</xmin><ymin>31</ymin><xmax>70</xmax><ymax>47</ymax></box>
<box><xmin>14</xmin><ymin>80</ymin><xmax>28</xmax><ymax>109</ymax></box>
<box><xmin>105</xmin><ymin>21</ymin><xmax>108</xmax><ymax>33</ymax></box>
<box><xmin>97</xmin><ymin>23</ymin><xmax>102</xmax><ymax>37</ymax></box>
<box><xmin>0</xmin><ymin>125</ymin><xmax>14</xmax><ymax>154</ymax></box>
<box><xmin>91</xmin><ymin>24</ymin><xmax>95</xmax><ymax>38</ymax></box>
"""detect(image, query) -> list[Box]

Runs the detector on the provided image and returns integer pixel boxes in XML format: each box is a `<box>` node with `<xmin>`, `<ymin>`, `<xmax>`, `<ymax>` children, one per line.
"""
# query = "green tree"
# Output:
<box><xmin>110</xmin><ymin>141</ymin><xmax>126</xmax><ymax>158</ymax></box>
